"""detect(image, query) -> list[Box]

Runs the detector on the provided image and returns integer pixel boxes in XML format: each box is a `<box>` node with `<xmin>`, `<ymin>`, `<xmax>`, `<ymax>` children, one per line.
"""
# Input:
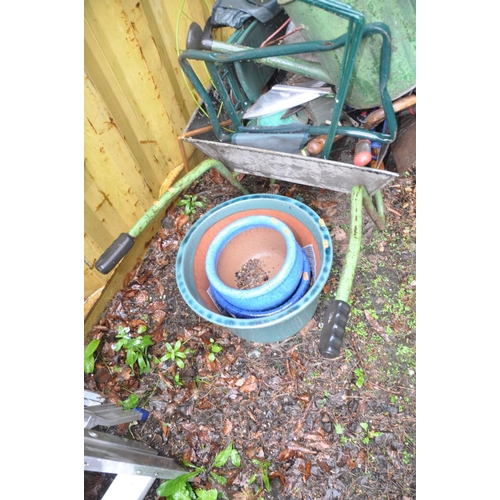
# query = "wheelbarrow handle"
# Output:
<box><xmin>95</xmin><ymin>233</ymin><xmax>135</xmax><ymax>275</ymax></box>
<box><xmin>318</xmin><ymin>300</ymin><xmax>351</xmax><ymax>358</ymax></box>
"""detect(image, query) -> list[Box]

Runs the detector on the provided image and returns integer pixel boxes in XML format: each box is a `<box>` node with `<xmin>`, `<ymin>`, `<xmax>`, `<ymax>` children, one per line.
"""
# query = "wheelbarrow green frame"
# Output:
<box><xmin>178</xmin><ymin>0</ymin><xmax>397</xmax><ymax>159</ymax></box>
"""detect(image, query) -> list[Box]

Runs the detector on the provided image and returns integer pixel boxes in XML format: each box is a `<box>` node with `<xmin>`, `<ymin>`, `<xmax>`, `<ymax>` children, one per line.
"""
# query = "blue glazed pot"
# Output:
<box><xmin>205</xmin><ymin>215</ymin><xmax>303</xmax><ymax>311</ymax></box>
<box><xmin>209</xmin><ymin>247</ymin><xmax>311</xmax><ymax>318</ymax></box>
<box><xmin>175</xmin><ymin>194</ymin><xmax>333</xmax><ymax>343</ymax></box>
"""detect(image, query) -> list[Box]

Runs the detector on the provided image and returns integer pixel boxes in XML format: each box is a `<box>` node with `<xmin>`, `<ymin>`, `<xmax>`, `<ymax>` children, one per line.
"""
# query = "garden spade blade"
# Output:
<box><xmin>243</xmin><ymin>84</ymin><xmax>332</xmax><ymax>119</ymax></box>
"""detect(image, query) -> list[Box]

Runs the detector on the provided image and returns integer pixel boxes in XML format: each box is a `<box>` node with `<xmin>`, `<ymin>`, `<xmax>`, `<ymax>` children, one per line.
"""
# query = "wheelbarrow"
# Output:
<box><xmin>174</xmin><ymin>0</ymin><xmax>415</xmax><ymax>357</ymax></box>
<box><xmin>95</xmin><ymin>0</ymin><xmax>414</xmax><ymax>358</ymax></box>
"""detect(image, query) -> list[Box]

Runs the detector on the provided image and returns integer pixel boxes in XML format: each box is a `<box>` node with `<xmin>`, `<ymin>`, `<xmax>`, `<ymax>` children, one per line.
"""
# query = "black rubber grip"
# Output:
<box><xmin>318</xmin><ymin>300</ymin><xmax>351</xmax><ymax>358</ymax></box>
<box><xmin>95</xmin><ymin>233</ymin><xmax>135</xmax><ymax>275</ymax></box>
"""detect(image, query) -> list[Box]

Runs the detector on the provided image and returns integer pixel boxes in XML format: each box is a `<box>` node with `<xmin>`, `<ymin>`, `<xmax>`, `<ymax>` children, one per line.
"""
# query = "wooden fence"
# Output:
<box><xmin>84</xmin><ymin>0</ymin><xmax>228</xmax><ymax>313</ymax></box>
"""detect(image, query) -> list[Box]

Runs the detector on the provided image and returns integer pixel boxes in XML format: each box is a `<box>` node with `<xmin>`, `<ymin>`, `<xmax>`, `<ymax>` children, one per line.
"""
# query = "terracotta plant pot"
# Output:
<box><xmin>176</xmin><ymin>194</ymin><xmax>333</xmax><ymax>343</ymax></box>
<box><xmin>205</xmin><ymin>215</ymin><xmax>304</xmax><ymax>311</ymax></box>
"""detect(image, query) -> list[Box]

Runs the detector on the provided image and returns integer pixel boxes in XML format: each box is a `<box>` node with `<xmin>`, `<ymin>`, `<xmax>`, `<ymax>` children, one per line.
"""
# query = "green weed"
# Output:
<box><xmin>156</xmin><ymin>441</ymin><xmax>241</xmax><ymax>498</ymax></box>
<box><xmin>84</xmin><ymin>339</ymin><xmax>101</xmax><ymax>374</ymax></box>
<box><xmin>177</xmin><ymin>194</ymin><xmax>206</xmax><ymax>219</ymax></box>
<box><xmin>208</xmin><ymin>338</ymin><xmax>223</xmax><ymax>362</ymax></box>
<box><xmin>113</xmin><ymin>325</ymin><xmax>153</xmax><ymax>376</ymax></box>
<box><xmin>161</xmin><ymin>339</ymin><xmax>191</xmax><ymax>369</ymax></box>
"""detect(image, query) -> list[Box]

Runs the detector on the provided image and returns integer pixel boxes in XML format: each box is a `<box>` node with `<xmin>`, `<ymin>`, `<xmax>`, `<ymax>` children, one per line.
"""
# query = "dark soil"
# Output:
<box><xmin>235</xmin><ymin>259</ymin><xmax>270</xmax><ymax>289</ymax></box>
<box><xmin>84</xmin><ymin>162</ymin><xmax>416</xmax><ymax>500</ymax></box>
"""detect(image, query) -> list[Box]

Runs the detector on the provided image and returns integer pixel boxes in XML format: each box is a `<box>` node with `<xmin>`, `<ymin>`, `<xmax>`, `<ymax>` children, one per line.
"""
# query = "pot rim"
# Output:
<box><xmin>176</xmin><ymin>194</ymin><xmax>333</xmax><ymax>328</ymax></box>
<box><xmin>205</xmin><ymin>215</ymin><xmax>300</xmax><ymax>303</ymax></box>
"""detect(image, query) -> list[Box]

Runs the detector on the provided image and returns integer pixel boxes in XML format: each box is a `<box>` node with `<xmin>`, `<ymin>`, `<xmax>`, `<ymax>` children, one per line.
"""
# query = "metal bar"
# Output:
<box><xmin>84</xmin><ymin>429</ymin><xmax>185</xmax><ymax>480</ymax></box>
<box><xmin>101</xmin><ymin>475</ymin><xmax>156</xmax><ymax>500</ymax></box>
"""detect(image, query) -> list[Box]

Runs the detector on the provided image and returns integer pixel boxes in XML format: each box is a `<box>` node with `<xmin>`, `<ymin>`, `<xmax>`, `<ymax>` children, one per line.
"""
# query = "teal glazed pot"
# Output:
<box><xmin>175</xmin><ymin>194</ymin><xmax>333</xmax><ymax>343</ymax></box>
<box><xmin>205</xmin><ymin>215</ymin><xmax>303</xmax><ymax>311</ymax></box>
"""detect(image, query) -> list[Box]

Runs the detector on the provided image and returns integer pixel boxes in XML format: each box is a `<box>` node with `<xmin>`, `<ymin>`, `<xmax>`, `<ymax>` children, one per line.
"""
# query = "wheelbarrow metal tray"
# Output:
<box><xmin>183</xmin><ymin>110</ymin><xmax>397</xmax><ymax>196</ymax></box>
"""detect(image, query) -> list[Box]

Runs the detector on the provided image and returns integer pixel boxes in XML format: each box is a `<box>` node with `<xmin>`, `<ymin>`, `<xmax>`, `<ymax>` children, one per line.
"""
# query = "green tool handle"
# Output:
<box><xmin>93</xmin><ymin>159</ymin><xmax>249</xmax><ymax>275</ymax></box>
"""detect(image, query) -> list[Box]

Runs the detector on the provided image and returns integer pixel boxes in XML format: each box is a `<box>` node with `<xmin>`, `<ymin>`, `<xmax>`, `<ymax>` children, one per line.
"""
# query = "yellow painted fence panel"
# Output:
<box><xmin>84</xmin><ymin>0</ymin><xmax>224</xmax><ymax>302</ymax></box>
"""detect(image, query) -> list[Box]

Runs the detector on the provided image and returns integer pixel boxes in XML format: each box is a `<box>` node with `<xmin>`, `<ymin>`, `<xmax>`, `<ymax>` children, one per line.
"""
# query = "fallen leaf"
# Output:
<box><xmin>331</xmin><ymin>226</ymin><xmax>347</xmax><ymax>241</ymax></box>
<box><xmin>239</xmin><ymin>374</ymin><xmax>258</xmax><ymax>393</ymax></box>
<box><xmin>301</xmin><ymin>461</ymin><xmax>312</xmax><ymax>482</ymax></box>
<box><xmin>223</xmin><ymin>419</ymin><xmax>233</xmax><ymax>435</ymax></box>
<box><xmin>277</xmin><ymin>448</ymin><xmax>297</xmax><ymax>462</ymax></box>
<box><xmin>317</xmin><ymin>460</ymin><xmax>330</xmax><ymax>473</ymax></box>
<box><xmin>300</xmin><ymin>318</ymin><xmax>317</xmax><ymax>338</ymax></box>
<box><xmin>150</xmin><ymin>326</ymin><xmax>164</xmax><ymax>343</ymax></box>
<box><xmin>288</xmin><ymin>443</ymin><xmax>317</xmax><ymax>455</ymax></box>
<box><xmin>154</xmin><ymin>280</ymin><xmax>165</xmax><ymax>296</ymax></box>
<box><xmin>364</xmin><ymin>310</ymin><xmax>385</xmax><ymax>334</ymax></box>
<box><xmin>356</xmin><ymin>448</ymin><xmax>367</xmax><ymax>468</ymax></box>
<box><xmin>134</xmin><ymin>291</ymin><xmax>149</xmax><ymax>305</ymax></box>
<box><xmin>152</xmin><ymin>310</ymin><xmax>166</xmax><ymax>325</ymax></box>
<box><xmin>161</xmin><ymin>422</ymin><xmax>170</xmax><ymax>439</ymax></box>
<box><xmin>146</xmin><ymin>301</ymin><xmax>167</xmax><ymax>312</ymax></box>
<box><xmin>175</xmin><ymin>214</ymin><xmax>190</xmax><ymax>233</ymax></box>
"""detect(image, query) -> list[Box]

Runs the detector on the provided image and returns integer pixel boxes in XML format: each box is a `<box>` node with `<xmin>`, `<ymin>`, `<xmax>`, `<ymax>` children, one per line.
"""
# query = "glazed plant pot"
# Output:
<box><xmin>175</xmin><ymin>194</ymin><xmax>333</xmax><ymax>343</ymax></box>
<box><xmin>205</xmin><ymin>215</ymin><xmax>304</xmax><ymax>311</ymax></box>
<box><xmin>209</xmin><ymin>249</ymin><xmax>311</xmax><ymax>319</ymax></box>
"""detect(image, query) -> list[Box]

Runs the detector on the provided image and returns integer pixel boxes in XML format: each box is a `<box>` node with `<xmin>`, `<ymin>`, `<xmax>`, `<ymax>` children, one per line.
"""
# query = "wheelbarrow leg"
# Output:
<box><xmin>319</xmin><ymin>185</ymin><xmax>385</xmax><ymax>358</ymax></box>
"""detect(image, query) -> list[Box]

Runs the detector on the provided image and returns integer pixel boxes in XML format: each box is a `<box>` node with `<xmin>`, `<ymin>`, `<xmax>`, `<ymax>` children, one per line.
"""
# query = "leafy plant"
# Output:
<box><xmin>119</xmin><ymin>393</ymin><xmax>139</xmax><ymax>410</ymax></box>
<box><xmin>113</xmin><ymin>325</ymin><xmax>154</xmax><ymax>376</ymax></box>
<box><xmin>208</xmin><ymin>338</ymin><xmax>223</xmax><ymax>362</ymax></box>
<box><xmin>173</xmin><ymin>372</ymin><xmax>183</xmax><ymax>386</ymax></box>
<box><xmin>360</xmin><ymin>422</ymin><xmax>381</xmax><ymax>444</ymax></box>
<box><xmin>213</xmin><ymin>440</ymin><xmax>241</xmax><ymax>468</ymax></box>
<box><xmin>84</xmin><ymin>339</ymin><xmax>101</xmax><ymax>374</ymax></box>
<box><xmin>354</xmin><ymin>367</ymin><xmax>365</xmax><ymax>388</ymax></box>
<box><xmin>160</xmin><ymin>339</ymin><xmax>191</xmax><ymax>369</ymax></box>
<box><xmin>177</xmin><ymin>194</ymin><xmax>206</xmax><ymax>219</ymax></box>
<box><xmin>157</xmin><ymin>442</ymin><xmax>240</xmax><ymax>498</ymax></box>
<box><xmin>249</xmin><ymin>459</ymin><xmax>271</xmax><ymax>493</ymax></box>
<box><xmin>156</xmin><ymin>468</ymin><xmax>203</xmax><ymax>498</ymax></box>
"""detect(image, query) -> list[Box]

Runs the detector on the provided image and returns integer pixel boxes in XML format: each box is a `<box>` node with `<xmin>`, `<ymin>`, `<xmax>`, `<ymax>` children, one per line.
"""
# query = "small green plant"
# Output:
<box><xmin>320</xmin><ymin>391</ymin><xmax>330</xmax><ymax>407</ymax></box>
<box><xmin>213</xmin><ymin>440</ymin><xmax>241</xmax><ymax>468</ymax></box>
<box><xmin>360</xmin><ymin>422</ymin><xmax>381</xmax><ymax>444</ymax></box>
<box><xmin>177</xmin><ymin>194</ymin><xmax>206</xmax><ymax>219</ymax></box>
<box><xmin>344</xmin><ymin>348</ymin><xmax>353</xmax><ymax>363</ymax></box>
<box><xmin>354</xmin><ymin>367</ymin><xmax>365</xmax><ymax>388</ymax></box>
<box><xmin>84</xmin><ymin>339</ymin><xmax>101</xmax><ymax>373</ymax></box>
<box><xmin>119</xmin><ymin>393</ymin><xmax>139</xmax><ymax>410</ymax></box>
<box><xmin>173</xmin><ymin>372</ymin><xmax>183</xmax><ymax>386</ymax></box>
<box><xmin>160</xmin><ymin>339</ymin><xmax>191</xmax><ymax>369</ymax></box>
<box><xmin>208</xmin><ymin>338</ymin><xmax>223</xmax><ymax>362</ymax></box>
<box><xmin>156</xmin><ymin>441</ymin><xmax>240</xmax><ymax>498</ymax></box>
<box><xmin>249</xmin><ymin>459</ymin><xmax>271</xmax><ymax>493</ymax></box>
<box><xmin>113</xmin><ymin>325</ymin><xmax>154</xmax><ymax>376</ymax></box>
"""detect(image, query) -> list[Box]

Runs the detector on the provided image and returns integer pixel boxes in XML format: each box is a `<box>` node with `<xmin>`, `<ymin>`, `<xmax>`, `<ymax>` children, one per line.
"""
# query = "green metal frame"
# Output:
<box><xmin>178</xmin><ymin>0</ymin><xmax>396</xmax><ymax>159</ymax></box>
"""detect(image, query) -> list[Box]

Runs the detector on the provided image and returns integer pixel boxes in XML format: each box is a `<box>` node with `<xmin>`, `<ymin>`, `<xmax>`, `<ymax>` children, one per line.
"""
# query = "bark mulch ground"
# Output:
<box><xmin>84</xmin><ymin>162</ymin><xmax>416</xmax><ymax>500</ymax></box>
